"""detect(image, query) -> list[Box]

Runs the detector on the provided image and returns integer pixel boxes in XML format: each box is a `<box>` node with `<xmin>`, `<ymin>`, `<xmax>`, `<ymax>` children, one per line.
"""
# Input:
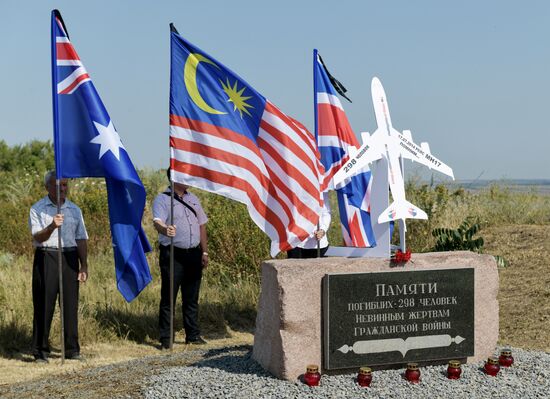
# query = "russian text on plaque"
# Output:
<box><xmin>323</xmin><ymin>268</ymin><xmax>474</xmax><ymax>369</ymax></box>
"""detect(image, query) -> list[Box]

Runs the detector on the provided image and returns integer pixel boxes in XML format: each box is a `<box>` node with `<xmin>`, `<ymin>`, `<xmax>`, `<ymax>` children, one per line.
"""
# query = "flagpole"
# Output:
<box><xmin>56</xmin><ymin>179</ymin><xmax>66</xmax><ymax>364</ymax></box>
<box><xmin>52</xmin><ymin>10</ymin><xmax>66</xmax><ymax>364</ymax></box>
<box><xmin>168</xmin><ymin>23</ymin><xmax>177</xmax><ymax>351</ymax></box>
<box><xmin>169</xmin><ymin>178</ymin><xmax>175</xmax><ymax>350</ymax></box>
<box><xmin>313</xmin><ymin>49</ymin><xmax>321</xmax><ymax>258</ymax></box>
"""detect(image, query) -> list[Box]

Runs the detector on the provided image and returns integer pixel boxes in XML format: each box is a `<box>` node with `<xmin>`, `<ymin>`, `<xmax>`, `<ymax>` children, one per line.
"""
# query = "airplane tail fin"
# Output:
<box><xmin>377</xmin><ymin>199</ymin><xmax>428</xmax><ymax>224</ymax></box>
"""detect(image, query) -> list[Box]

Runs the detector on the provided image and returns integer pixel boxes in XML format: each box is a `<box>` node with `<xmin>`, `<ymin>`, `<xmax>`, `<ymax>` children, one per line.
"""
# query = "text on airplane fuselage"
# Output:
<box><xmin>343</xmin><ymin>144</ymin><xmax>370</xmax><ymax>173</ymax></box>
<box><xmin>398</xmin><ymin>133</ymin><xmax>442</xmax><ymax>168</ymax></box>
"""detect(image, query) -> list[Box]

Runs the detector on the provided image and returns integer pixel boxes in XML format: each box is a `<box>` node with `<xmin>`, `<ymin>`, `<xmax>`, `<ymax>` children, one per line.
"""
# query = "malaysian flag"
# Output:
<box><xmin>51</xmin><ymin>10</ymin><xmax>152</xmax><ymax>301</ymax></box>
<box><xmin>169</xmin><ymin>26</ymin><xmax>324</xmax><ymax>256</ymax></box>
<box><xmin>314</xmin><ymin>50</ymin><xmax>376</xmax><ymax>247</ymax></box>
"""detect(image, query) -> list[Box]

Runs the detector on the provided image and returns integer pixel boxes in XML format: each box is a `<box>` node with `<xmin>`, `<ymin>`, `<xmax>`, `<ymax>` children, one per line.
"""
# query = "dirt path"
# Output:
<box><xmin>0</xmin><ymin>338</ymin><xmax>253</xmax><ymax>398</ymax></box>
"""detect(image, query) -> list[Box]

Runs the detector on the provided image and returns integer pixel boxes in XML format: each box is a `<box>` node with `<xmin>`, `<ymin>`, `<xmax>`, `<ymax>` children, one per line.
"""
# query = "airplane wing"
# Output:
<box><xmin>332</xmin><ymin>135</ymin><xmax>383</xmax><ymax>186</ymax></box>
<box><xmin>394</xmin><ymin>131</ymin><xmax>454</xmax><ymax>179</ymax></box>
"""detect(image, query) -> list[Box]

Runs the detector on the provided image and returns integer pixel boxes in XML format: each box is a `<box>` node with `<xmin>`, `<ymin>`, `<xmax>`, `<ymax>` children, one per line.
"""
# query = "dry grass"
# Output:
<box><xmin>483</xmin><ymin>224</ymin><xmax>550</xmax><ymax>352</ymax></box>
<box><xmin>1</xmin><ymin>177</ymin><xmax>549</xmax><ymax>390</ymax></box>
<box><xmin>0</xmin><ymin>334</ymin><xmax>253</xmax><ymax>398</ymax></box>
<box><xmin>0</xmin><ymin>341</ymin><xmax>157</xmax><ymax>388</ymax></box>
<box><xmin>2</xmin><ymin>225</ymin><xmax>549</xmax><ymax>388</ymax></box>
<box><xmin>0</xmin><ymin>331</ymin><xmax>253</xmax><ymax>388</ymax></box>
<box><xmin>0</xmin><ymin>251</ymin><xmax>259</xmax><ymax>386</ymax></box>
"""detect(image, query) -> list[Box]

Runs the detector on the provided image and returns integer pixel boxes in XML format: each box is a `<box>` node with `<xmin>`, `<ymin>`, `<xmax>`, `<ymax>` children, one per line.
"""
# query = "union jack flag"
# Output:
<box><xmin>54</xmin><ymin>19</ymin><xmax>90</xmax><ymax>95</ymax></box>
<box><xmin>169</xmin><ymin>26</ymin><xmax>324</xmax><ymax>257</ymax></box>
<box><xmin>314</xmin><ymin>50</ymin><xmax>376</xmax><ymax>247</ymax></box>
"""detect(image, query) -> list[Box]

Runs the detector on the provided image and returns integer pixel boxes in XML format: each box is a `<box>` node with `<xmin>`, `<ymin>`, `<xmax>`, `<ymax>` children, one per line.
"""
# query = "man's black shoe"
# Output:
<box><xmin>66</xmin><ymin>353</ymin><xmax>85</xmax><ymax>361</ymax></box>
<box><xmin>185</xmin><ymin>337</ymin><xmax>207</xmax><ymax>345</ymax></box>
<box><xmin>34</xmin><ymin>356</ymin><xmax>49</xmax><ymax>364</ymax></box>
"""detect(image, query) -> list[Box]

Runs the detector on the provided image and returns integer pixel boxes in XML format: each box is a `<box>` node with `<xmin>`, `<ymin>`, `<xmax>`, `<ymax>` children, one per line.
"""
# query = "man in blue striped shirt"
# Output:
<box><xmin>28</xmin><ymin>171</ymin><xmax>88</xmax><ymax>363</ymax></box>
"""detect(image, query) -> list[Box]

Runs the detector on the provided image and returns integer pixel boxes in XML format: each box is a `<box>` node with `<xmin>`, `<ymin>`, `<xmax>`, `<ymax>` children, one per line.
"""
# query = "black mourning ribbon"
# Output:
<box><xmin>318</xmin><ymin>54</ymin><xmax>352</xmax><ymax>103</ymax></box>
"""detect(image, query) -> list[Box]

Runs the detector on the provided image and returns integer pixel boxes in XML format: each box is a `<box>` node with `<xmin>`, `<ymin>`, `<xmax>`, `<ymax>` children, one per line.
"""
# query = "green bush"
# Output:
<box><xmin>432</xmin><ymin>218</ymin><xmax>484</xmax><ymax>252</ymax></box>
<box><xmin>0</xmin><ymin>140</ymin><xmax>54</xmax><ymax>172</ymax></box>
<box><xmin>198</xmin><ymin>192</ymin><xmax>269</xmax><ymax>282</ymax></box>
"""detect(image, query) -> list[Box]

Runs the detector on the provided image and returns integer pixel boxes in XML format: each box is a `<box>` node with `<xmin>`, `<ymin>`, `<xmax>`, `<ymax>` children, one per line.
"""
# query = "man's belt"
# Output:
<box><xmin>160</xmin><ymin>244</ymin><xmax>201</xmax><ymax>253</ymax></box>
<box><xmin>37</xmin><ymin>247</ymin><xmax>78</xmax><ymax>253</ymax></box>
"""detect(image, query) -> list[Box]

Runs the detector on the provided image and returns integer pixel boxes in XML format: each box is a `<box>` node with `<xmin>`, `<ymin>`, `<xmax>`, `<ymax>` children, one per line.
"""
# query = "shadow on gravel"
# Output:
<box><xmin>190</xmin><ymin>345</ymin><xmax>272</xmax><ymax>378</ymax></box>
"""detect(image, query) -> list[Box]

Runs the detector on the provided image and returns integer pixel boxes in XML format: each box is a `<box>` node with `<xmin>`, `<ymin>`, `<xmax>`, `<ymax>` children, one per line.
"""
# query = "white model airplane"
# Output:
<box><xmin>333</xmin><ymin>77</ymin><xmax>454</xmax><ymax>224</ymax></box>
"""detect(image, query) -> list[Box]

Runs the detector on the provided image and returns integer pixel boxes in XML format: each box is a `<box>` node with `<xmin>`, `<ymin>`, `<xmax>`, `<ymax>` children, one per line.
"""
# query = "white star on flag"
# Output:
<box><xmin>90</xmin><ymin>120</ymin><xmax>125</xmax><ymax>160</ymax></box>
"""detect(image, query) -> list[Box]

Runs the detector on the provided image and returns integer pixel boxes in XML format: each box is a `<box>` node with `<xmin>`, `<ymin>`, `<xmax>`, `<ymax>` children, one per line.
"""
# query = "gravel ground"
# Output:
<box><xmin>143</xmin><ymin>347</ymin><xmax>550</xmax><ymax>399</ymax></box>
<box><xmin>1</xmin><ymin>346</ymin><xmax>548</xmax><ymax>398</ymax></box>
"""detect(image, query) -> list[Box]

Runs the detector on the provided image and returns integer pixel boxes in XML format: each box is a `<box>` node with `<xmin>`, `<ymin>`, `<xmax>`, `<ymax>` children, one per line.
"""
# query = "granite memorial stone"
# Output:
<box><xmin>252</xmin><ymin>252</ymin><xmax>498</xmax><ymax>381</ymax></box>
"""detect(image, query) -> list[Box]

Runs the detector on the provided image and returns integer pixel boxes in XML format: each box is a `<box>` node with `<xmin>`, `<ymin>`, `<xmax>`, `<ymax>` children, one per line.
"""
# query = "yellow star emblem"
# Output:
<box><xmin>220</xmin><ymin>78</ymin><xmax>254</xmax><ymax>118</ymax></box>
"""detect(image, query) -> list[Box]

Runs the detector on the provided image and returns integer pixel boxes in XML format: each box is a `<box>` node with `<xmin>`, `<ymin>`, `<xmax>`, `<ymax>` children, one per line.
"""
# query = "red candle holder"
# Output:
<box><xmin>484</xmin><ymin>356</ymin><xmax>500</xmax><ymax>376</ymax></box>
<box><xmin>499</xmin><ymin>349</ymin><xmax>514</xmax><ymax>367</ymax></box>
<box><xmin>447</xmin><ymin>360</ymin><xmax>462</xmax><ymax>379</ymax></box>
<box><xmin>405</xmin><ymin>363</ymin><xmax>421</xmax><ymax>383</ymax></box>
<box><xmin>357</xmin><ymin>366</ymin><xmax>372</xmax><ymax>387</ymax></box>
<box><xmin>303</xmin><ymin>364</ymin><xmax>321</xmax><ymax>386</ymax></box>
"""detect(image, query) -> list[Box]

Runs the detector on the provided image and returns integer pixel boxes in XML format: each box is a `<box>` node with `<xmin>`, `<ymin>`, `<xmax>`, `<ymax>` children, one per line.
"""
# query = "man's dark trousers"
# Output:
<box><xmin>287</xmin><ymin>246</ymin><xmax>328</xmax><ymax>259</ymax></box>
<box><xmin>159</xmin><ymin>245</ymin><xmax>203</xmax><ymax>344</ymax></box>
<box><xmin>32</xmin><ymin>248</ymin><xmax>80</xmax><ymax>359</ymax></box>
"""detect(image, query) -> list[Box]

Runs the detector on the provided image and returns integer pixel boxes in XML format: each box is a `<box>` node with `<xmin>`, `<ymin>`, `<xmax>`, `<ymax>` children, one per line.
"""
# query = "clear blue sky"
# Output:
<box><xmin>1</xmin><ymin>0</ymin><xmax>549</xmax><ymax>180</ymax></box>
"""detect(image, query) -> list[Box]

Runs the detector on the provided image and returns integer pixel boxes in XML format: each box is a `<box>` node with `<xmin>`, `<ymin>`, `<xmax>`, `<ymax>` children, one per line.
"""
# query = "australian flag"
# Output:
<box><xmin>314</xmin><ymin>50</ymin><xmax>376</xmax><ymax>247</ymax></box>
<box><xmin>51</xmin><ymin>10</ymin><xmax>152</xmax><ymax>302</ymax></box>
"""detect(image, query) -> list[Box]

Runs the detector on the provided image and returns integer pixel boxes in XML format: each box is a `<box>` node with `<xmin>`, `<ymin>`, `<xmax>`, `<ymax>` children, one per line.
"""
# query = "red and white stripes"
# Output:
<box><xmin>170</xmin><ymin>101</ymin><xmax>324</xmax><ymax>256</ymax></box>
<box><xmin>317</xmin><ymin>92</ymin><xmax>358</xmax><ymax>188</ymax></box>
<box><xmin>55</xmin><ymin>19</ymin><xmax>90</xmax><ymax>94</ymax></box>
<box><xmin>316</xmin><ymin>72</ymin><xmax>375</xmax><ymax>247</ymax></box>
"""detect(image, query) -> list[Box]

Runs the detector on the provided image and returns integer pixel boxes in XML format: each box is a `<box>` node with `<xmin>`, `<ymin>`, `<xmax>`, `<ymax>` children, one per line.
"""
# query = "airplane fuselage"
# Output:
<box><xmin>372</xmin><ymin>80</ymin><xmax>407</xmax><ymax>206</ymax></box>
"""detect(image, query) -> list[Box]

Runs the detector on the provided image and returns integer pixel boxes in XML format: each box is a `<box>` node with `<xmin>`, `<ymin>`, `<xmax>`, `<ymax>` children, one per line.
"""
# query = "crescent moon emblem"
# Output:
<box><xmin>184</xmin><ymin>53</ymin><xmax>227</xmax><ymax>115</ymax></box>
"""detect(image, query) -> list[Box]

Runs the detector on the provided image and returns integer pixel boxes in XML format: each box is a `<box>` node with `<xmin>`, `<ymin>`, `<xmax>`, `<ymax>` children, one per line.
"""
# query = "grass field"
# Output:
<box><xmin>1</xmin><ymin>224</ymin><xmax>548</xmax><ymax>386</ymax></box>
<box><xmin>1</xmin><ymin>166</ymin><xmax>549</xmax><ymax>386</ymax></box>
<box><xmin>484</xmin><ymin>224</ymin><xmax>550</xmax><ymax>351</ymax></box>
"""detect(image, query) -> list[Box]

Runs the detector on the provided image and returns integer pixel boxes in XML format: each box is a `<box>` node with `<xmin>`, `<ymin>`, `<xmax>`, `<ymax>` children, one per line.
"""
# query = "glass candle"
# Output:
<box><xmin>405</xmin><ymin>363</ymin><xmax>421</xmax><ymax>383</ymax></box>
<box><xmin>303</xmin><ymin>364</ymin><xmax>321</xmax><ymax>386</ymax></box>
<box><xmin>447</xmin><ymin>360</ymin><xmax>462</xmax><ymax>379</ymax></box>
<box><xmin>357</xmin><ymin>367</ymin><xmax>372</xmax><ymax>387</ymax></box>
<box><xmin>499</xmin><ymin>349</ymin><xmax>514</xmax><ymax>367</ymax></box>
<box><xmin>484</xmin><ymin>356</ymin><xmax>500</xmax><ymax>376</ymax></box>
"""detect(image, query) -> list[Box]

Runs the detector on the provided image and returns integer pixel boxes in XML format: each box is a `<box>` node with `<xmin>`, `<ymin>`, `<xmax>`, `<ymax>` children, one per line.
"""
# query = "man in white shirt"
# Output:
<box><xmin>152</xmin><ymin>170</ymin><xmax>209</xmax><ymax>348</ymax></box>
<box><xmin>287</xmin><ymin>193</ymin><xmax>331</xmax><ymax>258</ymax></box>
<box><xmin>28</xmin><ymin>171</ymin><xmax>88</xmax><ymax>363</ymax></box>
